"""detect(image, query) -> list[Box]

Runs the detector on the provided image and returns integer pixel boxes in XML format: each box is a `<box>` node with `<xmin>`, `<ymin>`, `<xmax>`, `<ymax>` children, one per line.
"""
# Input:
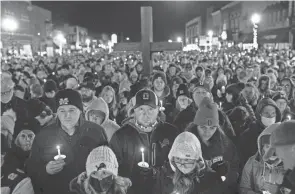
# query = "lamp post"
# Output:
<box><xmin>85</xmin><ymin>38</ymin><xmax>90</xmax><ymax>52</ymax></box>
<box><xmin>251</xmin><ymin>13</ymin><xmax>261</xmax><ymax>49</ymax></box>
<box><xmin>208</xmin><ymin>30</ymin><xmax>213</xmax><ymax>51</ymax></box>
<box><xmin>56</xmin><ymin>33</ymin><xmax>66</xmax><ymax>55</ymax></box>
<box><xmin>177</xmin><ymin>37</ymin><xmax>182</xmax><ymax>43</ymax></box>
<box><xmin>2</xmin><ymin>17</ymin><xmax>18</xmax><ymax>55</ymax></box>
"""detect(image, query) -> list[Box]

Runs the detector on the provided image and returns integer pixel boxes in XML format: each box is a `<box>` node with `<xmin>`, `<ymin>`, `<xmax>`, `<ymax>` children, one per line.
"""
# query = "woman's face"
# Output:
<box><xmin>102</xmin><ymin>90</ymin><xmax>114</xmax><ymax>104</ymax></box>
<box><xmin>282</xmin><ymin>80</ymin><xmax>292</xmax><ymax>94</ymax></box>
<box><xmin>172</xmin><ymin>81</ymin><xmax>179</xmax><ymax>92</ymax></box>
<box><xmin>153</xmin><ymin>78</ymin><xmax>165</xmax><ymax>92</ymax></box>
<box><xmin>174</xmin><ymin>157</ymin><xmax>205</xmax><ymax>174</ymax></box>
<box><xmin>276</xmin><ymin>99</ymin><xmax>287</xmax><ymax>113</ymax></box>
<box><xmin>169</xmin><ymin>67</ymin><xmax>176</xmax><ymax>76</ymax></box>
<box><xmin>226</xmin><ymin>93</ymin><xmax>233</xmax><ymax>103</ymax></box>
<box><xmin>197</xmin><ymin>125</ymin><xmax>217</xmax><ymax>142</ymax></box>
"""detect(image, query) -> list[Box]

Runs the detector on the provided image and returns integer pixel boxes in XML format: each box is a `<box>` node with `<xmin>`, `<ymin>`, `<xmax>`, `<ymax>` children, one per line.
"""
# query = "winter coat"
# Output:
<box><xmin>1</xmin><ymin>96</ymin><xmax>29</xmax><ymax>138</ymax></box>
<box><xmin>39</xmin><ymin>96</ymin><xmax>57</xmax><ymax>113</ymax></box>
<box><xmin>109</xmin><ymin>119</ymin><xmax>180</xmax><ymax>194</ymax></box>
<box><xmin>69</xmin><ymin>172</ymin><xmax>131</xmax><ymax>194</ymax></box>
<box><xmin>240</xmin><ymin>125</ymin><xmax>286</xmax><ymax>194</ymax></box>
<box><xmin>289</xmin><ymin>99</ymin><xmax>295</xmax><ymax>114</ymax></box>
<box><xmin>2</xmin><ymin>145</ymin><xmax>34</xmax><ymax>194</ymax></box>
<box><xmin>238</xmin><ymin>98</ymin><xmax>281</xmax><ymax>166</ymax></box>
<box><xmin>173</xmin><ymin>103</ymin><xmax>236</xmax><ymax>141</ymax></box>
<box><xmin>186</xmin><ymin>124</ymin><xmax>240</xmax><ymax>194</ymax></box>
<box><xmin>26</xmin><ymin>117</ymin><xmax>108</xmax><ymax>194</ymax></box>
<box><xmin>279</xmin><ymin>168</ymin><xmax>295</xmax><ymax>194</ymax></box>
<box><xmin>85</xmin><ymin>97</ymin><xmax>120</xmax><ymax>142</ymax></box>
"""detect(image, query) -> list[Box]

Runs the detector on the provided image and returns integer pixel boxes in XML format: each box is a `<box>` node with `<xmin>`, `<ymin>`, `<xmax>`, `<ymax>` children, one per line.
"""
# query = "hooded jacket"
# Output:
<box><xmin>109</xmin><ymin>119</ymin><xmax>180</xmax><ymax>194</ymax></box>
<box><xmin>240</xmin><ymin>123</ymin><xmax>286</xmax><ymax>194</ymax></box>
<box><xmin>238</xmin><ymin>98</ymin><xmax>281</xmax><ymax>166</ymax></box>
<box><xmin>186</xmin><ymin>124</ymin><xmax>240</xmax><ymax>194</ymax></box>
<box><xmin>83</xmin><ymin>96</ymin><xmax>98</xmax><ymax>114</ymax></box>
<box><xmin>85</xmin><ymin>97</ymin><xmax>120</xmax><ymax>142</ymax></box>
<box><xmin>26</xmin><ymin>117</ymin><xmax>108</xmax><ymax>194</ymax></box>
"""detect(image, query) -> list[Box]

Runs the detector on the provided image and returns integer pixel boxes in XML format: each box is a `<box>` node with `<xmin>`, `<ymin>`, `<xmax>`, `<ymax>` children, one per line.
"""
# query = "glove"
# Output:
<box><xmin>211</xmin><ymin>161</ymin><xmax>228</xmax><ymax>178</ymax></box>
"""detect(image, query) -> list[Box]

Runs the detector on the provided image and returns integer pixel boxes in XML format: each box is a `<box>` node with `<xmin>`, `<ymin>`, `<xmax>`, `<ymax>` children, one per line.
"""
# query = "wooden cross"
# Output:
<box><xmin>113</xmin><ymin>7</ymin><xmax>183</xmax><ymax>77</ymax></box>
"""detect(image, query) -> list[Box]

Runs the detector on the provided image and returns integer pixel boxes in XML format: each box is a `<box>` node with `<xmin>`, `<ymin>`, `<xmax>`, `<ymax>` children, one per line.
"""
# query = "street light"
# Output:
<box><xmin>126</xmin><ymin>37</ymin><xmax>130</xmax><ymax>41</ymax></box>
<box><xmin>56</xmin><ymin>33</ymin><xmax>66</xmax><ymax>55</ymax></box>
<box><xmin>251</xmin><ymin>13</ymin><xmax>260</xmax><ymax>49</ymax></box>
<box><xmin>168</xmin><ymin>39</ymin><xmax>172</xmax><ymax>43</ymax></box>
<box><xmin>2</xmin><ymin>17</ymin><xmax>18</xmax><ymax>32</ymax></box>
<box><xmin>177</xmin><ymin>37</ymin><xmax>182</xmax><ymax>42</ymax></box>
<box><xmin>207</xmin><ymin>30</ymin><xmax>214</xmax><ymax>51</ymax></box>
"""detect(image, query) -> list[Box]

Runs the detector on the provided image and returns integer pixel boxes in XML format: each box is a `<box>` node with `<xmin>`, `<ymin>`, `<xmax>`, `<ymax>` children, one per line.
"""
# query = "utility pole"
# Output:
<box><xmin>289</xmin><ymin>0</ymin><xmax>295</xmax><ymax>49</ymax></box>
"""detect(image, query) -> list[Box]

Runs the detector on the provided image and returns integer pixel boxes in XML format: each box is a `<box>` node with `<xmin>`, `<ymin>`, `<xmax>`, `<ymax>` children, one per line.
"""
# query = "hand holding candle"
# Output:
<box><xmin>138</xmin><ymin>147</ymin><xmax>149</xmax><ymax>168</ymax></box>
<box><xmin>54</xmin><ymin>145</ymin><xmax>66</xmax><ymax>160</ymax></box>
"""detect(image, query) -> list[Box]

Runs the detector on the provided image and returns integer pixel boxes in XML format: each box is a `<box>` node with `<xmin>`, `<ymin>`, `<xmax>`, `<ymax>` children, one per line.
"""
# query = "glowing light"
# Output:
<box><xmin>2</xmin><ymin>17</ymin><xmax>18</xmax><ymax>32</ymax></box>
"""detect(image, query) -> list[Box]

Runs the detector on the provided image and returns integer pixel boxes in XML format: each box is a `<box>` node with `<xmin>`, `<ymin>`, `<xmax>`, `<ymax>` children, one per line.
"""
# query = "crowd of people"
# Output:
<box><xmin>1</xmin><ymin>47</ymin><xmax>295</xmax><ymax>194</ymax></box>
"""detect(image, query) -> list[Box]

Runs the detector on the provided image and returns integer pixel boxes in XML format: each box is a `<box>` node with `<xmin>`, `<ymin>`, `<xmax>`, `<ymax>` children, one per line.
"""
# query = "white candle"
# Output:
<box><xmin>56</xmin><ymin>145</ymin><xmax>61</xmax><ymax>156</ymax></box>
<box><xmin>160</xmin><ymin>100</ymin><xmax>163</xmax><ymax>107</ymax></box>
<box><xmin>141</xmin><ymin>148</ymin><xmax>145</xmax><ymax>163</ymax></box>
<box><xmin>287</xmin><ymin>115</ymin><xmax>291</xmax><ymax>120</ymax></box>
<box><xmin>219</xmin><ymin>102</ymin><xmax>222</xmax><ymax>108</ymax></box>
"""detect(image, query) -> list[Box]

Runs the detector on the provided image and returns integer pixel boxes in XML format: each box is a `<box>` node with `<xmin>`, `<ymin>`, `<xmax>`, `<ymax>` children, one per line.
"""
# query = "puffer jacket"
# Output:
<box><xmin>69</xmin><ymin>172</ymin><xmax>131</xmax><ymax>194</ymax></box>
<box><xmin>26</xmin><ymin>117</ymin><xmax>108</xmax><ymax>194</ymax></box>
<box><xmin>240</xmin><ymin>124</ymin><xmax>286</xmax><ymax>194</ymax></box>
<box><xmin>238</xmin><ymin>98</ymin><xmax>282</xmax><ymax>166</ymax></box>
<box><xmin>85</xmin><ymin>97</ymin><xmax>120</xmax><ymax>142</ymax></box>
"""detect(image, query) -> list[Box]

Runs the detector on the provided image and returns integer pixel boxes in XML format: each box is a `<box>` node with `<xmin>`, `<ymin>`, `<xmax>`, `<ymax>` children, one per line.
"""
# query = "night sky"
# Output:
<box><xmin>33</xmin><ymin>1</ymin><xmax>229</xmax><ymax>42</ymax></box>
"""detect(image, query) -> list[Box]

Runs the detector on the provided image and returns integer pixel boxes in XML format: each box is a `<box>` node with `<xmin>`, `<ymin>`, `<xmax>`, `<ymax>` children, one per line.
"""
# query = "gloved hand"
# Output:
<box><xmin>211</xmin><ymin>161</ymin><xmax>228</xmax><ymax>178</ymax></box>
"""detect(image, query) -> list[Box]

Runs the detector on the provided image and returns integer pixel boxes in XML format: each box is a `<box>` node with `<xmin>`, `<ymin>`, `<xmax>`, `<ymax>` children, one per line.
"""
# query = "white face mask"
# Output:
<box><xmin>261</xmin><ymin>116</ymin><xmax>276</xmax><ymax>127</ymax></box>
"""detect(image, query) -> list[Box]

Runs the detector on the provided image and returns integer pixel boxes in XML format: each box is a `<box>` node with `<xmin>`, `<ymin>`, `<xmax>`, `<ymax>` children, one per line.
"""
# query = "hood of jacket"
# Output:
<box><xmin>152</xmin><ymin>84</ymin><xmax>170</xmax><ymax>100</ymax></box>
<box><xmin>257</xmin><ymin>123</ymin><xmax>281</xmax><ymax>158</ymax></box>
<box><xmin>85</xmin><ymin>97</ymin><xmax>109</xmax><ymax>126</ymax></box>
<box><xmin>255</xmin><ymin>98</ymin><xmax>281</xmax><ymax>124</ymax></box>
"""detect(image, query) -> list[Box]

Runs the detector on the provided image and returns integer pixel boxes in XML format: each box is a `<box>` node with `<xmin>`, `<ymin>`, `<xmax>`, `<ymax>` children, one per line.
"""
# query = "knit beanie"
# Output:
<box><xmin>44</xmin><ymin>79</ymin><xmax>57</xmax><ymax>93</ymax></box>
<box><xmin>86</xmin><ymin>146</ymin><xmax>118</xmax><ymax>176</ymax></box>
<box><xmin>55</xmin><ymin>89</ymin><xmax>83</xmax><ymax>111</ymax></box>
<box><xmin>176</xmin><ymin>83</ymin><xmax>189</xmax><ymax>99</ymax></box>
<box><xmin>152</xmin><ymin>71</ymin><xmax>167</xmax><ymax>86</ymax></box>
<box><xmin>168</xmin><ymin>132</ymin><xmax>203</xmax><ymax>172</ymax></box>
<box><xmin>79</xmin><ymin>81</ymin><xmax>95</xmax><ymax>91</ymax></box>
<box><xmin>194</xmin><ymin>97</ymin><xmax>219</xmax><ymax>126</ymax></box>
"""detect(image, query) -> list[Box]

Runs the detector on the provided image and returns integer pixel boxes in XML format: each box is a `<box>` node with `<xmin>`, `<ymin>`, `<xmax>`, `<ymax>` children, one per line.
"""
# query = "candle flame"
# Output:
<box><xmin>56</xmin><ymin>145</ymin><xmax>60</xmax><ymax>149</ymax></box>
<box><xmin>140</xmin><ymin>147</ymin><xmax>144</xmax><ymax>152</ymax></box>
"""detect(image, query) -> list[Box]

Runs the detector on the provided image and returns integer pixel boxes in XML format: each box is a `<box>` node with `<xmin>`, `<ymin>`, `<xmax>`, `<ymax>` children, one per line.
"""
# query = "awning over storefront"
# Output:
<box><xmin>239</xmin><ymin>28</ymin><xmax>289</xmax><ymax>44</ymax></box>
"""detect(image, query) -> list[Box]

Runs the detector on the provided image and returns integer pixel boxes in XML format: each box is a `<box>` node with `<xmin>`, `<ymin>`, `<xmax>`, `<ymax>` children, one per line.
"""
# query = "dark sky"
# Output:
<box><xmin>33</xmin><ymin>1</ymin><xmax>229</xmax><ymax>42</ymax></box>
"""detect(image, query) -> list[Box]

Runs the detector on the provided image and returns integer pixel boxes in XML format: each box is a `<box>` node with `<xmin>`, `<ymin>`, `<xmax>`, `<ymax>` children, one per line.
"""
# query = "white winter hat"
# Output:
<box><xmin>168</xmin><ymin>132</ymin><xmax>203</xmax><ymax>171</ymax></box>
<box><xmin>86</xmin><ymin>146</ymin><xmax>118</xmax><ymax>176</ymax></box>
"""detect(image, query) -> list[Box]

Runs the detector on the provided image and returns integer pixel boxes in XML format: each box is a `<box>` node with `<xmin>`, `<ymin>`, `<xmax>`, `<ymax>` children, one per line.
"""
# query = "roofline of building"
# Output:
<box><xmin>186</xmin><ymin>16</ymin><xmax>201</xmax><ymax>27</ymax></box>
<box><xmin>211</xmin><ymin>9</ymin><xmax>221</xmax><ymax>16</ymax></box>
<box><xmin>220</xmin><ymin>1</ymin><xmax>240</xmax><ymax>10</ymax></box>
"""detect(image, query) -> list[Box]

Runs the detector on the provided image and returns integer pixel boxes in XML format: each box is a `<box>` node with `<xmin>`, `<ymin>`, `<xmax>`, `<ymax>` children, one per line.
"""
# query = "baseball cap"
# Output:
<box><xmin>263</xmin><ymin>121</ymin><xmax>295</xmax><ymax>161</ymax></box>
<box><xmin>133</xmin><ymin>89</ymin><xmax>158</xmax><ymax>109</ymax></box>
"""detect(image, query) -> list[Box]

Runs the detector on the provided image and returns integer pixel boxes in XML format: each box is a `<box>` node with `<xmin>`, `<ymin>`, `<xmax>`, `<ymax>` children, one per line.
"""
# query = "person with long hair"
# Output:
<box><xmin>167</xmin><ymin>132</ymin><xmax>228</xmax><ymax>194</ymax></box>
<box><xmin>100</xmin><ymin>85</ymin><xmax>118</xmax><ymax>121</ymax></box>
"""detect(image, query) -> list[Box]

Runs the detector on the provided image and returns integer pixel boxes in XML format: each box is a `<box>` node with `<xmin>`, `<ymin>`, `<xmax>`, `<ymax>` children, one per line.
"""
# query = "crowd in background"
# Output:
<box><xmin>1</xmin><ymin>47</ymin><xmax>295</xmax><ymax>194</ymax></box>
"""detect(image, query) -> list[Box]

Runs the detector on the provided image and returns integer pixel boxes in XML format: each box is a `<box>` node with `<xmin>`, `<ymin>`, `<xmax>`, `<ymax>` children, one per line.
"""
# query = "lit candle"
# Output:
<box><xmin>221</xmin><ymin>86</ymin><xmax>225</xmax><ymax>93</ymax></box>
<box><xmin>287</xmin><ymin>115</ymin><xmax>291</xmax><ymax>120</ymax></box>
<box><xmin>160</xmin><ymin>100</ymin><xmax>163</xmax><ymax>107</ymax></box>
<box><xmin>141</xmin><ymin>147</ymin><xmax>145</xmax><ymax>163</ymax></box>
<box><xmin>57</xmin><ymin>145</ymin><xmax>61</xmax><ymax>156</ymax></box>
<box><xmin>221</xmin><ymin>176</ymin><xmax>226</xmax><ymax>181</ymax></box>
<box><xmin>44</xmin><ymin>79</ymin><xmax>47</xmax><ymax>83</ymax></box>
<box><xmin>219</xmin><ymin>102</ymin><xmax>222</xmax><ymax>108</ymax></box>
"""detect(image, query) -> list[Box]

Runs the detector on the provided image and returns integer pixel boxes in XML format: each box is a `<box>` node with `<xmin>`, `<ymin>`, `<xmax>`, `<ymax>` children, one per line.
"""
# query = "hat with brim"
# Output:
<box><xmin>133</xmin><ymin>89</ymin><xmax>158</xmax><ymax>110</ymax></box>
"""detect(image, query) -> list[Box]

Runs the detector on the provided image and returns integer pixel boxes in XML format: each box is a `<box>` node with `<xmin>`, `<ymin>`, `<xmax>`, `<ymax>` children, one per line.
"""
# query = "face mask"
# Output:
<box><xmin>89</xmin><ymin>174</ymin><xmax>113</xmax><ymax>193</ymax></box>
<box><xmin>261</xmin><ymin>116</ymin><xmax>276</xmax><ymax>127</ymax></box>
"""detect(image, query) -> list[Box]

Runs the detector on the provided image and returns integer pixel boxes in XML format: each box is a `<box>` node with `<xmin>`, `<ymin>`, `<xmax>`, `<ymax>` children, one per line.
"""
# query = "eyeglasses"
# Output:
<box><xmin>19</xmin><ymin>133</ymin><xmax>35</xmax><ymax>140</ymax></box>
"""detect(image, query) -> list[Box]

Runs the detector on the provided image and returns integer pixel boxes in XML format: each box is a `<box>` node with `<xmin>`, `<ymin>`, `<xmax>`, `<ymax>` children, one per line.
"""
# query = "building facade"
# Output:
<box><xmin>1</xmin><ymin>1</ymin><xmax>52</xmax><ymax>53</ymax></box>
<box><xmin>63</xmin><ymin>24</ymin><xmax>88</xmax><ymax>47</ymax></box>
<box><xmin>185</xmin><ymin>16</ymin><xmax>202</xmax><ymax>45</ymax></box>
